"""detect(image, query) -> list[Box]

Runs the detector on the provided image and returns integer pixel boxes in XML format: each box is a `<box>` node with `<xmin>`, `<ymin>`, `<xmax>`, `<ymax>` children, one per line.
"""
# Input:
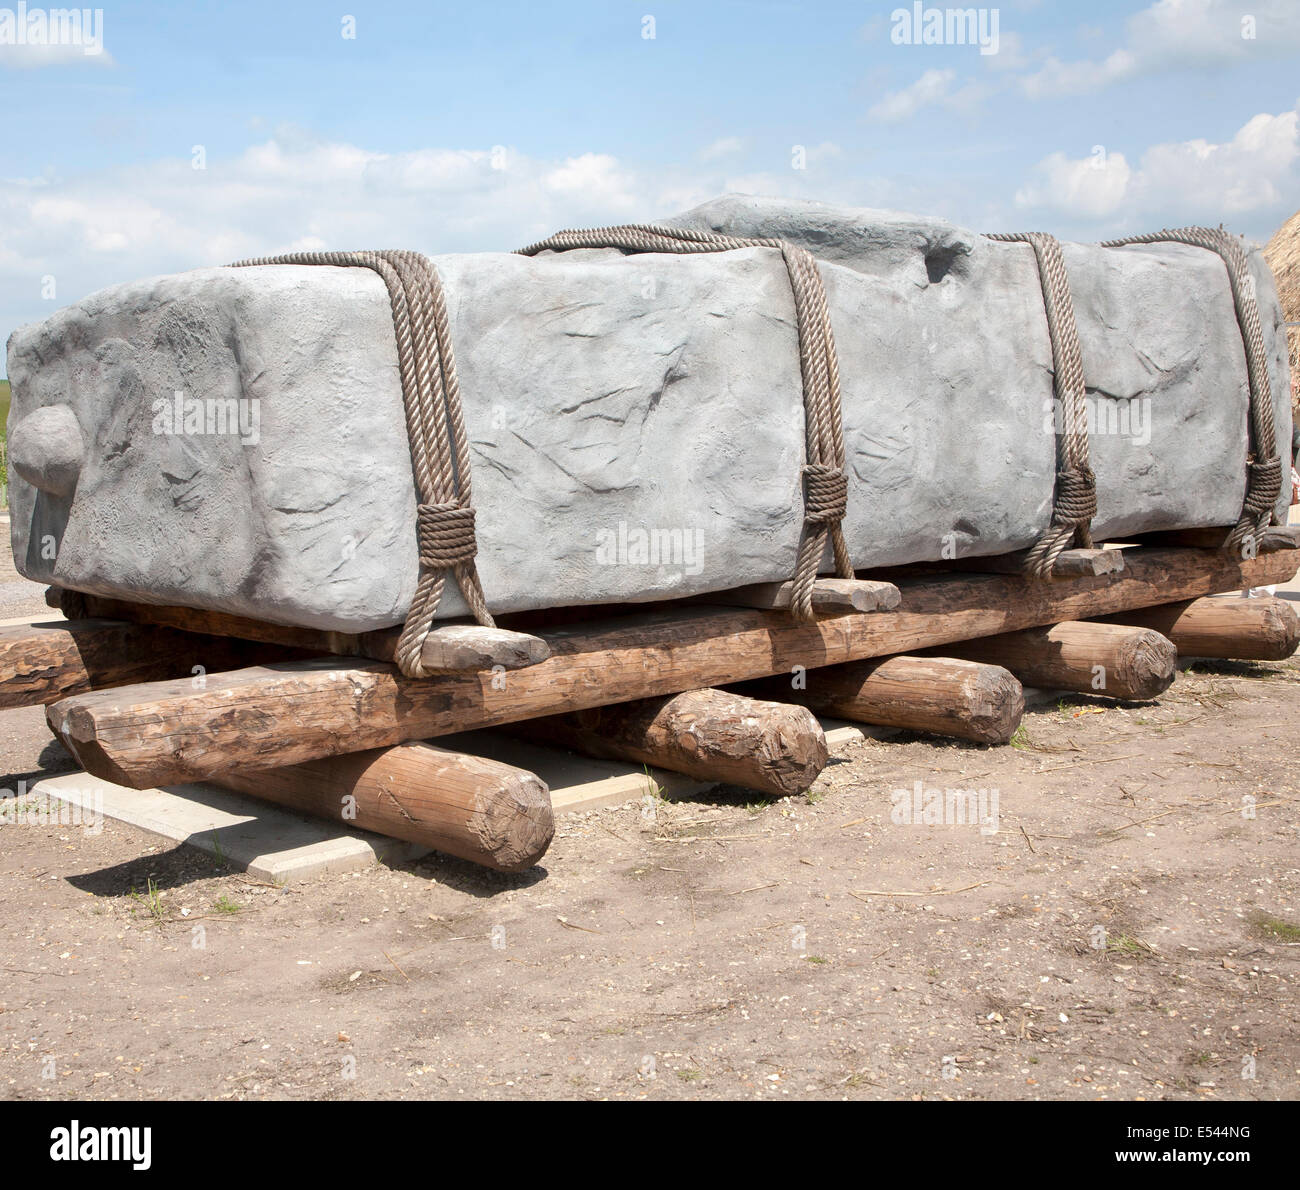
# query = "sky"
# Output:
<box><xmin>1</xmin><ymin>0</ymin><xmax>1298</xmax><ymax>364</ymax></box>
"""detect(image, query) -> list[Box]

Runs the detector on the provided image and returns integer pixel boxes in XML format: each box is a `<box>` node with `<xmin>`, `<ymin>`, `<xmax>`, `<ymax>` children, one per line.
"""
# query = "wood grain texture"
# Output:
<box><xmin>1097</xmin><ymin>595</ymin><xmax>1300</xmax><ymax>661</ymax></box>
<box><xmin>0</xmin><ymin>617</ymin><xmax>307</xmax><ymax>710</ymax></box>
<box><xmin>938</xmin><ymin>621</ymin><xmax>1177</xmax><ymax>700</ymax></box>
<box><xmin>510</xmin><ymin>688</ymin><xmax>828</xmax><ymax>796</ymax></box>
<box><xmin>749</xmin><ymin>655</ymin><xmax>1023</xmax><ymax>745</ymax></box>
<box><xmin>213</xmin><ymin>742</ymin><xmax>553</xmax><ymax>872</ymax></box>
<box><xmin>45</xmin><ymin>546</ymin><xmax>1300</xmax><ymax>789</ymax></box>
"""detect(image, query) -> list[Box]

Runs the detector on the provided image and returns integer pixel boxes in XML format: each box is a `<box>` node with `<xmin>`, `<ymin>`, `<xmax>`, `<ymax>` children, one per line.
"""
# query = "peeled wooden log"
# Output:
<box><xmin>940</xmin><ymin>620</ymin><xmax>1176</xmax><ymax>700</ymax></box>
<box><xmin>0</xmin><ymin>617</ymin><xmax>307</xmax><ymax>710</ymax></box>
<box><xmin>44</xmin><ymin>545</ymin><xmax>1300</xmax><ymax>789</ymax></box>
<box><xmin>945</xmin><ymin>547</ymin><xmax>1124</xmax><ymax>579</ymax></box>
<box><xmin>511</xmin><ymin>688</ymin><xmax>827</xmax><ymax>796</ymax></box>
<box><xmin>213</xmin><ymin>742</ymin><xmax>553</xmax><ymax>872</ymax></box>
<box><xmin>1129</xmin><ymin>525</ymin><xmax>1299</xmax><ymax>553</ymax></box>
<box><xmin>1097</xmin><ymin>596</ymin><xmax>1300</xmax><ymax>661</ymax></box>
<box><xmin>60</xmin><ymin>592</ymin><xmax>550</xmax><ymax>673</ymax></box>
<box><xmin>750</xmin><ymin>655</ymin><xmax>1023</xmax><ymax>745</ymax></box>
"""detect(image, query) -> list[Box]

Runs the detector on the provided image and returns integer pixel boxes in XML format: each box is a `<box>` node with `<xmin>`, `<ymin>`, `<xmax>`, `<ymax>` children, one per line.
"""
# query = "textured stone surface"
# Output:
<box><xmin>5</xmin><ymin>195</ymin><xmax>1292</xmax><ymax>633</ymax></box>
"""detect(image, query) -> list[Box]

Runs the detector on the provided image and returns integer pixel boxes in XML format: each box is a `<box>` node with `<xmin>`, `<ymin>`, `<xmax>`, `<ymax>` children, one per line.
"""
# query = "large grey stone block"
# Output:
<box><xmin>5</xmin><ymin>195</ymin><xmax>1291</xmax><ymax>634</ymax></box>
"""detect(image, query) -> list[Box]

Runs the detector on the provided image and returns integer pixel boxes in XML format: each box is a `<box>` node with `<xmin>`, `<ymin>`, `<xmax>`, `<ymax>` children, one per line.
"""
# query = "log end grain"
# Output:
<box><xmin>465</xmin><ymin>766</ymin><xmax>556</xmax><ymax>872</ymax></box>
<box><xmin>1110</xmin><ymin>626</ymin><xmax>1179</xmax><ymax>700</ymax></box>
<box><xmin>955</xmin><ymin>661</ymin><xmax>1026</xmax><ymax>745</ymax></box>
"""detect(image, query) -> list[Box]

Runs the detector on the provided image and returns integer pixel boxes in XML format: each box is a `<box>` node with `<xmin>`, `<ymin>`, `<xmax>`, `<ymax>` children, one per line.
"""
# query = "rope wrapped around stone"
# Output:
<box><xmin>986</xmin><ymin>231</ymin><xmax>1096</xmax><ymax>576</ymax></box>
<box><xmin>515</xmin><ymin>222</ymin><xmax>853</xmax><ymax>622</ymax></box>
<box><xmin>226</xmin><ymin>250</ymin><xmax>494</xmax><ymax>678</ymax></box>
<box><xmin>1099</xmin><ymin>227</ymin><xmax>1281</xmax><ymax>556</ymax></box>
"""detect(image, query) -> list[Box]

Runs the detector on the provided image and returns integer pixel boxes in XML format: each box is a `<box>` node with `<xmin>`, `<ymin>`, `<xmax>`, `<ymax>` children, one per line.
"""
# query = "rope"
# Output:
<box><xmin>227</xmin><ymin>250</ymin><xmax>493</xmax><ymax>678</ymax></box>
<box><xmin>986</xmin><ymin>232</ymin><xmax>1096</xmax><ymax>576</ymax></box>
<box><xmin>515</xmin><ymin>223</ymin><xmax>853</xmax><ymax>621</ymax></box>
<box><xmin>1100</xmin><ymin>227</ymin><xmax>1281</xmax><ymax>555</ymax></box>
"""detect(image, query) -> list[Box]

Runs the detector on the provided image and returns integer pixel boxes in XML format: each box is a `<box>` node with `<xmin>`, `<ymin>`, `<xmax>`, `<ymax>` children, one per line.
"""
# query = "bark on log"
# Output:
<box><xmin>938</xmin><ymin>621</ymin><xmax>1177</xmax><ymax>700</ymax></box>
<box><xmin>0</xmin><ymin>617</ymin><xmax>307</xmax><ymax>710</ymax></box>
<box><xmin>45</xmin><ymin>545</ymin><xmax>1300</xmax><ymax>789</ymax></box>
<box><xmin>212</xmin><ymin>743</ymin><xmax>553</xmax><ymax>872</ymax></box>
<box><xmin>1097</xmin><ymin>596</ymin><xmax>1300</xmax><ymax>661</ymax></box>
<box><xmin>749</xmin><ymin>656</ymin><xmax>1023</xmax><ymax>745</ymax></box>
<box><xmin>511</xmin><ymin>688</ymin><xmax>828</xmax><ymax>796</ymax></box>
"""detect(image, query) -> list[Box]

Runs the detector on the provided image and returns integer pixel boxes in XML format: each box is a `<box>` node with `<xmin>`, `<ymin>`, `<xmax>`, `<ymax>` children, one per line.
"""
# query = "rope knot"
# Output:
<box><xmin>1243</xmin><ymin>456</ymin><xmax>1283</xmax><ymax>515</ymax></box>
<box><xmin>802</xmin><ymin>464</ymin><xmax>848</xmax><ymax>525</ymax></box>
<box><xmin>417</xmin><ymin>502</ymin><xmax>478</xmax><ymax>569</ymax></box>
<box><xmin>1052</xmin><ymin>466</ymin><xmax>1097</xmax><ymax>524</ymax></box>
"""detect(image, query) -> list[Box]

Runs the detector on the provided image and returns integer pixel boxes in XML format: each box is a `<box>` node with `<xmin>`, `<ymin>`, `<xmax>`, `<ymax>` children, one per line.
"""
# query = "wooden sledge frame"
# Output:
<box><xmin>26</xmin><ymin>541</ymin><xmax>1297</xmax><ymax>792</ymax></box>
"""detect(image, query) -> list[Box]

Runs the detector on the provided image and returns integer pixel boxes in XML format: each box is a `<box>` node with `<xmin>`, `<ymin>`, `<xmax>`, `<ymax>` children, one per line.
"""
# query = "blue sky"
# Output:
<box><xmin>2</xmin><ymin>0</ymin><xmax>1298</xmax><ymax>365</ymax></box>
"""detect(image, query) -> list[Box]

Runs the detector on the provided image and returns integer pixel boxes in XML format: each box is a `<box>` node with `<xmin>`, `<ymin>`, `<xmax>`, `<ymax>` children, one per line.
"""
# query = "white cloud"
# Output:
<box><xmin>0</xmin><ymin>42</ymin><xmax>114</xmax><ymax>67</ymax></box>
<box><xmin>0</xmin><ymin>130</ymin><xmax>881</xmax><ymax>347</ymax></box>
<box><xmin>699</xmin><ymin>136</ymin><xmax>745</xmax><ymax>162</ymax></box>
<box><xmin>867</xmin><ymin>69</ymin><xmax>957</xmax><ymax>123</ymax></box>
<box><xmin>1014</xmin><ymin>104</ymin><xmax>1300</xmax><ymax>224</ymax></box>
<box><xmin>1020</xmin><ymin>0</ymin><xmax>1300</xmax><ymax>98</ymax></box>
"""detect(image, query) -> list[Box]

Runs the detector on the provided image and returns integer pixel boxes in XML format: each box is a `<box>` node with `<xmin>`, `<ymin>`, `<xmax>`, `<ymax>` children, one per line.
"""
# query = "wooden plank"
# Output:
<box><xmin>45</xmin><ymin>545</ymin><xmax>1300</xmax><ymax>789</ymax></box>
<box><xmin>746</xmin><ymin>656</ymin><xmax>1023</xmax><ymax>745</ymax></box>
<box><xmin>1096</xmin><ymin>595</ymin><xmax>1300</xmax><ymax>661</ymax></box>
<box><xmin>212</xmin><ymin>743</ymin><xmax>553</xmax><ymax>872</ymax></box>
<box><xmin>937</xmin><ymin>621</ymin><xmax>1177</xmax><ymax>700</ymax></box>
<box><xmin>63</xmin><ymin>593</ymin><xmax>548</xmax><ymax>673</ymax></box>
<box><xmin>1125</xmin><ymin>525</ymin><xmax>1299</xmax><ymax>553</ymax></box>
<box><xmin>702</xmin><ymin>577</ymin><xmax>900</xmax><ymax>614</ymax></box>
<box><xmin>940</xmin><ymin>548</ymin><xmax>1124</xmax><ymax>578</ymax></box>
<box><xmin>0</xmin><ymin>618</ymin><xmax>308</xmax><ymax>710</ymax></box>
<box><xmin>508</xmin><ymin>688</ymin><xmax>828</xmax><ymax>796</ymax></box>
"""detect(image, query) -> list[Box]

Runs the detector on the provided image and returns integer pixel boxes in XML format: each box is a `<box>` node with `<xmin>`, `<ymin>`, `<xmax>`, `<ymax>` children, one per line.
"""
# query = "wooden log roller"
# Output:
<box><xmin>938</xmin><ymin>621</ymin><xmax>1177</xmax><ymax>701</ymax></box>
<box><xmin>213</xmin><ymin>743</ymin><xmax>554</xmax><ymax>873</ymax></box>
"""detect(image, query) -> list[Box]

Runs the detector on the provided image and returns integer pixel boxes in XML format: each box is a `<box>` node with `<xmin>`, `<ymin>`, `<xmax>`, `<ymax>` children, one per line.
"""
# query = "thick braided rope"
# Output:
<box><xmin>516</xmin><ymin>223</ymin><xmax>853</xmax><ymax>620</ymax></box>
<box><xmin>227</xmin><ymin>250</ymin><xmax>494</xmax><ymax>677</ymax></box>
<box><xmin>987</xmin><ymin>232</ymin><xmax>1096</xmax><ymax>576</ymax></box>
<box><xmin>1100</xmin><ymin>227</ymin><xmax>1282</xmax><ymax>554</ymax></box>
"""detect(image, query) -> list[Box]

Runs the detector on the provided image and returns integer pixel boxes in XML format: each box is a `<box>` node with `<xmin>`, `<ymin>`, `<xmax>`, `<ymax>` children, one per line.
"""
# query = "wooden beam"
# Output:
<box><xmin>212</xmin><ymin>743</ymin><xmax>553</xmax><ymax>872</ymax></box>
<box><xmin>45</xmin><ymin>545</ymin><xmax>1300</xmax><ymax>789</ymax></box>
<box><xmin>937</xmin><ymin>621</ymin><xmax>1177</xmax><ymax>701</ymax></box>
<box><xmin>1124</xmin><ymin>525</ymin><xmax>1299</xmax><ymax>553</ymax></box>
<box><xmin>63</xmin><ymin>593</ymin><xmax>548</xmax><ymax>673</ymax></box>
<box><xmin>702</xmin><ymin>577</ymin><xmax>900</xmax><ymax>614</ymax></box>
<box><xmin>0</xmin><ymin>618</ymin><xmax>308</xmax><ymax>710</ymax></box>
<box><xmin>509</xmin><ymin>688</ymin><xmax>828</xmax><ymax>797</ymax></box>
<box><xmin>749</xmin><ymin>656</ymin><xmax>1023</xmax><ymax>745</ymax></box>
<box><xmin>942</xmin><ymin>548</ymin><xmax>1124</xmax><ymax>578</ymax></box>
<box><xmin>1096</xmin><ymin>595</ymin><xmax>1300</xmax><ymax>661</ymax></box>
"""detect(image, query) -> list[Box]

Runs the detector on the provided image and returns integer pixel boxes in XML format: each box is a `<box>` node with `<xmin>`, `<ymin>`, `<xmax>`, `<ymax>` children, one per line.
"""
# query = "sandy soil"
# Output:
<box><xmin>1</xmin><ymin>565</ymin><xmax>1296</xmax><ymax>1100</ymax></box>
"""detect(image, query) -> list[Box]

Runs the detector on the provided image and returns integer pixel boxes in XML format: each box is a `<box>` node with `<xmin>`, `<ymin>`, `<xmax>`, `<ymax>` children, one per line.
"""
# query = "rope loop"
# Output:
<box><xmin>1100</xmin><ymin>227</ymin><xmax>1281</xmax><ymax>549</ymax></box>
<box><xmin>518</xmin><ymin>221</ymin><xmax>855</xmax><ymax>616</ymax></box>
<box><xmin>227</xmin><ymin>249</ymin><xmax>494</xmax><ymax>678</ymax></box>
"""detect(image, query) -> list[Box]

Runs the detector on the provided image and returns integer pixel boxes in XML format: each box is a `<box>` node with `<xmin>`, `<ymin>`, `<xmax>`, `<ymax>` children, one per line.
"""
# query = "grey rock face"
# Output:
<box><xmin>6</xmin><ymin>195</ymin><xmax>1291</xmax><ymax>633</ymax></box>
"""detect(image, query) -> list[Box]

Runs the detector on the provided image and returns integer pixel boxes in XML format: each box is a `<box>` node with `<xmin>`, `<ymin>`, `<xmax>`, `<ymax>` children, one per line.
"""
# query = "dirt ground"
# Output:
<box><xmin>0</xmin><ymin>568</ymin><xmax>1298</xmax><ymax>1102</ymax></box>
